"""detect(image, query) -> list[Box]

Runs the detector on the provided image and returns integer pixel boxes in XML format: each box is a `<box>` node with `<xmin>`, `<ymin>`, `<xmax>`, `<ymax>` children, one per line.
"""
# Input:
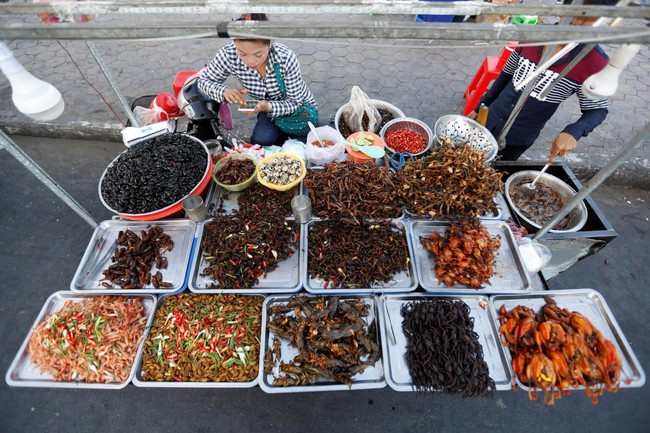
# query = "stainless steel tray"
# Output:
<box><xmin>380</xmin><ymin>294</ymin><xmax>513</xmax><ymax>392</ymax></box>
<box><xmin>188</xmin><ymin>218</ymin><xmax>302</xmax><ymax>294</ymax></box>
<box><xmin>404</xmin><ymin>193</ymin><xmax>505</xmax><ymax>221</ymax></box>
<box><xmin>490</xmin><ymin>289</ymin><xmax>646</xmax><ymax>391</ymax></box>
<box><xmin>205</xmin><ymin>181</ymin><xmax>299</xmax><ymax>217</ymax></box>
<box><xmin>302</xmin><ymin>219</ymin><xmax>418</xmax><ymax>294</ymax></box>
<box><xmin>410</xmin><ymin>220</ymin><xmax>532</xmax><ymax>294</ymax></box>
<box><xmin>304</xmin><ymin>166</ymin><xmax>405</xmax><ymax>221</ymax></box>
<box><xmin>259</xmin><ymin>294</ymin><xmax>386</xmax><ymax>393</ymax></box>
<box><xmin>70</xmin><ymin>219</ymin><xmax>196</xmax><ymax>294</ymax></box>
<box><xmin>6</xmin><ymin>291</ymin><xmax>156</xmax><ymax>389</ymax></box>
<box><xmin>132</xmin><ymin>293</ymin><xmax>263</xmax><ymax>388</ymax></box>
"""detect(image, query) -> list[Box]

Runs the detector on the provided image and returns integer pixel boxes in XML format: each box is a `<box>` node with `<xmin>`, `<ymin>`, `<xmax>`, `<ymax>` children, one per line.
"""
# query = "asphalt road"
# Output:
<box><xmin>1</xmin><ymin>136</ymin><xmax>648</xmax><ymax>433</ymax></box>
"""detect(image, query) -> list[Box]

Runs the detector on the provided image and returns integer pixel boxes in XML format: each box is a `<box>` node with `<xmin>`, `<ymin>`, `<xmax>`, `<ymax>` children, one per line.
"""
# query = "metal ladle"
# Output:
<box><xmin>516</xmin><ymin>161</ymin><xmax>551</xmax><ymax>196</ymax></box>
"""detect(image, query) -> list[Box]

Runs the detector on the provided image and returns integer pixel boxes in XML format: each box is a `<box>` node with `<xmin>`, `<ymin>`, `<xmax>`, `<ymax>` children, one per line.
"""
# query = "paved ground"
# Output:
<box><xmin>1</xmin><ymin>135</ymin><xmax>649</xmax><ymax>433</ymax></box>
<box><xmin>0</xmin><ymin>11</ymin><xmax>648</xmax><ymax>187</ymax></box>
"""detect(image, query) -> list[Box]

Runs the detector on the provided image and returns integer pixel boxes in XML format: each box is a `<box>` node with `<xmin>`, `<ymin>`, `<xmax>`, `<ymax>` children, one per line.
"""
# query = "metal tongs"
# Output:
<box><xmin>78</xmin><ymin>236</ymin><xmax>117</xmax><ymax>287</ymax></box>
<box><xmin>383</xmin><ymin>299</ymin><xmax>397</xmax><ymax>345</ymax></box>
<box><xmin>515</xmin><ymin>158</ymin><xmax>553</xmax><ymax>197</ymax></box>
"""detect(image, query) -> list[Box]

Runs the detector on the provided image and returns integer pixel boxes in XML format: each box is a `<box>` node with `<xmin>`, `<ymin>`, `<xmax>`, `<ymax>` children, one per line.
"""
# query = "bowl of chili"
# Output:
<box><xmin>379</xmin><ymin>117</ymin><xmax>433</xmax><ymax>157</ymax></box>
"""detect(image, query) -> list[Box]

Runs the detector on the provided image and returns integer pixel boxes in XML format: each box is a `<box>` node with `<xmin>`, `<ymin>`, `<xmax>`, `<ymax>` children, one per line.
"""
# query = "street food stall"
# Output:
<box><xmin>2</xmin><ymin>0</ymin><xmax>648</xmax><ymax>408</ymax></box>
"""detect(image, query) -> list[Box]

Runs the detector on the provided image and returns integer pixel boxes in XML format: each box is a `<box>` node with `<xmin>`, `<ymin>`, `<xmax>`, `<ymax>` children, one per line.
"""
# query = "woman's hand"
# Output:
<box><xmin>238</xmin><ymin>100</ymin><xmax>272</xmax><ymax>116</ymax></box>
<box><xmin>257</xmin><ymin>101</ymin><xmax>272</xmax><ymax>113</ymax></box>
<box><xmin>224</xmin><ymin>88</ymin><xmax>249</xmax><ymax>104</ymax></box>
<box><xmin>467</xmin><ymin>111</ymin><xmax>478</xmax><ymax>120</ymax></box>
<box><xmin>549</xmin><ymin>132</ymin><xmax>577</xmax><ymax>163</ymax></box>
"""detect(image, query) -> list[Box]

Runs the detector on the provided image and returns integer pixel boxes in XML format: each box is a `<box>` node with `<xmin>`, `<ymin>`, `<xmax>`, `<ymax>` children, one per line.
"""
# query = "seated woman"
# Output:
<box><xmin>197</xmin><ymin>38</ymin><xmax>317</xmax><ymax>146</ymax></box>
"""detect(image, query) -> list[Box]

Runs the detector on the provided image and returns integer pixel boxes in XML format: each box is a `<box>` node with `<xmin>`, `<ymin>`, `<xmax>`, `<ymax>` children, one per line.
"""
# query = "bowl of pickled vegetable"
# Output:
<box><xmin>345</xmin><ymin>131</ymin><xmax>385</xmax><ymax>163</ymax></box>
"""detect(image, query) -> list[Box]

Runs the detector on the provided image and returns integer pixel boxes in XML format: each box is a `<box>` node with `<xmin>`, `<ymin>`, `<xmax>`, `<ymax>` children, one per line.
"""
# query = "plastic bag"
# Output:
<box><xmin>133</xmin><ymin>106</ymin><xmax>169</xmax><ymax>126</ymax></box>
<box><xmin>341</xmin><ymin>86</ymin><xmax>382</xmax><ymax>134</ymax></box>
<box><xmin>517</xmin><ymin>237</ymin><xmax>552</xmax><ymax>273</ymax></box>
<box><xmin>305</xmin><ymin>126</ymin><xmax>346</xmax><ymax>166</ymax></box>
<box><xmin>226</xmin><ymin>143</ymin><xmax>265</xmax><ymax>161</ymax></box>
<box><xmin>35</xmin><ymin>0</ymin><xmax>96</xmax><ymax>23</ymax></box>
<box><xmin>281</xmin><ymin>139</ymin><xmax>306</xmax><ymax>161</ymax></box>
<box><xmin>264</xmin><ymin>145</ymin><xmax>282</xmax><ymax>157</ymax></box>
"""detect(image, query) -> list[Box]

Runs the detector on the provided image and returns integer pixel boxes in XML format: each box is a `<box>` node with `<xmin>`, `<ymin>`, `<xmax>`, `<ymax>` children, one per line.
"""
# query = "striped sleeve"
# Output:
<box><xmin>476</xmin><ymin>50</ymin><xmax>519</xmax><ymax>111</ymax></box>
<box><xmin>502</xmin><ymin>49</ymin><xmax>520</xmax><ymax>75</ymax></box>
<box><xmin>562</xmin><ymin>87</ymin><xmax>608</xmax><ymax>140</ymax></box>
<box><xmin>576</xmin><ymin>87</ymin><xmax>609</xmax><ymax>111</ymax></box>
<box><xmin>197</xmin><ymin>47</ymin><xmax>233</xmax><ymax>102</ymax></box>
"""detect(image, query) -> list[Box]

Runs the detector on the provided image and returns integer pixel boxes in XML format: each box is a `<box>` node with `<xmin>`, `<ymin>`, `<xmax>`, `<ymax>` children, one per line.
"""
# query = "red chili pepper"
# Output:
<box><xmin>385</xmin><ymin>128</ymin><xmax>426</xmax><ymax>154</ymax></box>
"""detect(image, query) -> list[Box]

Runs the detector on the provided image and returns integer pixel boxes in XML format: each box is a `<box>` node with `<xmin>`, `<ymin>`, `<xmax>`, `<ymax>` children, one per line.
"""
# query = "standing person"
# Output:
<box><xmin>197</xmin><ymin>38</ymin><xmax>317</xmax><ymax>146</ymax></box>
<box><xmin>468</xmin><ymin>0</ymin><xmax>616</xmax><ymax>161</ymax></box>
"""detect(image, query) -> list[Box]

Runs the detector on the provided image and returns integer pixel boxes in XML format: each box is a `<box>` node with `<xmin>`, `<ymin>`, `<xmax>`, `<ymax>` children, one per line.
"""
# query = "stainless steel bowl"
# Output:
<box><xmin>334</xmin><ymin>99</ymin><xmax>405</xmax><ymax>135</ymax></box>
<box><xmin>504</xmin><ymin>170</ymin><xmax>588</xmax><ymax>233</ymax></box>
<box><xmin>379</xmin><ymin>117</ymin><xmax>433</xmax><ymax>157</ymax></box>
<box><xmin>433</xmin><ymin>114</ymin><xmax>498</xmax><ymax>163</ymax></box>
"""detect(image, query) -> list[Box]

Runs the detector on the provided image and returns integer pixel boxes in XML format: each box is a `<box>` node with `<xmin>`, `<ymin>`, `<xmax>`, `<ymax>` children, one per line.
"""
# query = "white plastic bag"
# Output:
<box><xmin>342</xmin><ymin>86</ymin><xmax>382</xmax><ymax>133</ymax></box>
<box><xmin>517</xmin><ymin>237</ymin><xmax>552</xmax><ymax>273</ymax></box>
<box><xmin>226</xmin><ymin>143</ymin><xmax>266</xmax><ymax>161</ymax></box>
<box><xmin>281</xmin><ymin>139</ymin><xmax>306</xmax><ymax>161</ymax></box>
<box><xmin>133</xmin><ymin>106</ymin><xmax>169</xmax><ymax>126</ymax></box>
<box><xmin>305</xmin><ymin>126</ymin><xmax>346</xmax><ymax>166</ymax></box>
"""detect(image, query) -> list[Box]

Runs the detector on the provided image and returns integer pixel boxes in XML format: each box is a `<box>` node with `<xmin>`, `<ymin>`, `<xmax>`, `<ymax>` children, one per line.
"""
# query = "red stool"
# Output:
<box><xmin>463</xmin><ymin>43</ymin><xmax>516</xmax><ymax>115</ymax></box>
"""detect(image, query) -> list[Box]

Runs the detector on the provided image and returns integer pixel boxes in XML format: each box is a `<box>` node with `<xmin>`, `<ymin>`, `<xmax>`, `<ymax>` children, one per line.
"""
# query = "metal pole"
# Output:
<box><xmin>496</xmin><ymin>41</ymin><xmax>563</xmax><ymax>145</ymax></box>
<box><xmin>0</xmin><ymin>2</ymin><xmax>645</xmax><ymax>18</ymax></box>
<box><xmin>86</xmin><ymin>41</ymin><xmax>139</xmax><ymax>127</ymax></box>
<box><xmin>538</xmin><ymin>43</ymin><xmax>595</xmax><ymax>100</ymax></box>
<box><xmin>537</xmin><ymin>17</ymin><xmax>624</xmax><ymax>100</ymax></box>
<box><xmin>0</xmin><ymin>129</ymin><xmax>98</xmax><ymax>229</ymax></box>
<box><xmin>0</xmin><ymin>23</ymin><xmax>648</xmax><ymax>43</ymax></box>
<box><xmin>496</xmin><ymin>4</ymin><xmax>581</xmax><ymax>144</ymax></box>
<box><xmin>533</xmin><ymin>123</ymin><xmax>650</xmax><ymax>240</ymax></box>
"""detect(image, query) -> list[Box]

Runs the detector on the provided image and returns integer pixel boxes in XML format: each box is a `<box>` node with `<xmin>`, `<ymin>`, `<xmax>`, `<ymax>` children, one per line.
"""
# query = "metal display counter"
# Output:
<box><xmin>496</xmin><ymin>161</ymin><xmax>617</xmax><ymax>278</ymax></box>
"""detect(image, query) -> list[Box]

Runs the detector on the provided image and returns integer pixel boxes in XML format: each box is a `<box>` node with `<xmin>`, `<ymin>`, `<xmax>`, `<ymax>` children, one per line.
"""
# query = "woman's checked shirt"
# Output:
<box><xmin>197</xmin><ymin>42</ymin><xmax>316</xmax><ymax>118</ymax></box>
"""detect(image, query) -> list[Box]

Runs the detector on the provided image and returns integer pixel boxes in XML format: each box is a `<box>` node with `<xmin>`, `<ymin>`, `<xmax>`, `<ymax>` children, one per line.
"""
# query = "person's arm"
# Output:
<box><xmin>550</xmin><ymin>89</ymin><xmax>608</xmax><ymax>161</ymax></box>
<box><xmin>197</xmin><ymin>48</ymin><xmax>232</xmax><ymax>102</ymax></box>
<box><xmin>268</xmin><ymin>50</ymin><xmax>313</xmax><ymax>117</ymax></box>
<box><xmin>562</xmin><ymin>89</ymin><xmax>608</xmax><ymax>140</ymax></box>
<box><xmin>471</xmin><ymin>49</ymin><xmax>521</xmax><ymax>113</ymax></box>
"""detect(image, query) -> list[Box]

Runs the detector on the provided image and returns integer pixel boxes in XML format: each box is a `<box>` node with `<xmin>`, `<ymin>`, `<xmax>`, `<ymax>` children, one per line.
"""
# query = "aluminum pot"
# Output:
<box><xmin>504</xmin><ymin>170</ymin><xmax>588</xmax><ymax>233</ymax></box>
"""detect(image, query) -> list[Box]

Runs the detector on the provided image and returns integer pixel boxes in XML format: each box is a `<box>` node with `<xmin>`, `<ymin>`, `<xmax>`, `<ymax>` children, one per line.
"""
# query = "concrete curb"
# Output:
<box><xmin>1</xmin><ymin>121</ymin><xmax>123</xmax><ymax>142</ymax></box>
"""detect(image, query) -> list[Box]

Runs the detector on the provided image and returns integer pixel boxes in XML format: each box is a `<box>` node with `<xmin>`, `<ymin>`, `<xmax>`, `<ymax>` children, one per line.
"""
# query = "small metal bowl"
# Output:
<box><xmin>504</xmin><ymin>170</ymin><xmax>588</xmax><ymax>233</ymax></box>
<box><xmin>433</xmin><ymin>114</ymin><xmax>498</xmax><ymax>163</ymax></box>
<box><xmin>379</xmin><ymin>117</ymin><xmax>433</xmax><ymax>157</ymax></box>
